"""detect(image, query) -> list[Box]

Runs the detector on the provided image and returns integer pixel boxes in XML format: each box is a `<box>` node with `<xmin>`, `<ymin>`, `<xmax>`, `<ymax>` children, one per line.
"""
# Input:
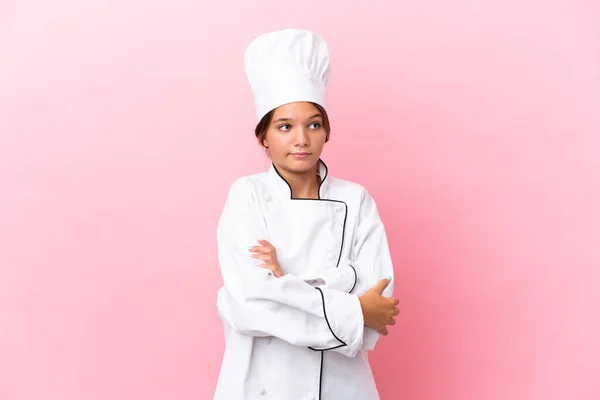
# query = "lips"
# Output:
<box><xmin>291</xmin><ymin>152</ymin><xmax>311</xmax><ymax>159</ymax></box>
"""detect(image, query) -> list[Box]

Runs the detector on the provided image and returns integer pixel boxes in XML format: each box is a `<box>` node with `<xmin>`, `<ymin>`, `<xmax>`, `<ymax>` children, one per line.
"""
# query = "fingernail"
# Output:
<box><xmin>387</xmin><ymin>276</ymin><xmax>392</xmax><ymax>280</ymax></box>
<box><xmin>248</xmin><ymin>246</ymin><xmax>253</xmax><ymax>251</ymax></box>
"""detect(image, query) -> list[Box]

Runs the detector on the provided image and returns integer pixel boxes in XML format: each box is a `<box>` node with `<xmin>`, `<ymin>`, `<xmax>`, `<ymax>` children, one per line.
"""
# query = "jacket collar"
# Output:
<box><xmin>267</xmin><ymin>159</ymin><xmax>330</xmax><ymax>200</ymax></box>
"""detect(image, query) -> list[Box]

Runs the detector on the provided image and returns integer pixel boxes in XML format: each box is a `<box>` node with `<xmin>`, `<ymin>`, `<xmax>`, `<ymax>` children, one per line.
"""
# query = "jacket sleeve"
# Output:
<box><xmin>300</xmin><ymin>262</ymin><xmax>358</xmax><ymax>293</ymax></box>
<box><xmin>297</xmin><ymin>187</ymin><xmax>396</xmax><ymax>351</ymax></box>
<box><xmin>347</xmin><ymin>187</ymin><xmax>395</xmax><ymax>351</ymax></box>
<box><xmin>216</xmin><ymin>178</ymin><xmax>365</xmax><ymax>358</ymax></box>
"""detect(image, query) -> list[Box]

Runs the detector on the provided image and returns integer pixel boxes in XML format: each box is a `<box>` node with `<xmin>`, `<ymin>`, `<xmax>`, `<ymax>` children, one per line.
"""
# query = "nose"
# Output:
<box><xmin>293</xmin><ymin>127</ymin><xmax>309</xmax><ymax>147</ymax></box>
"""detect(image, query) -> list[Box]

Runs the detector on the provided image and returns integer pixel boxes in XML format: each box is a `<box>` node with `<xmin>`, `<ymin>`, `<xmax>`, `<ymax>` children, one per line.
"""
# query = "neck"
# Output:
<box><xmin>276</xmin><ymin>163</ymin><xmax>321</xmax><ymax>199</ymax></box>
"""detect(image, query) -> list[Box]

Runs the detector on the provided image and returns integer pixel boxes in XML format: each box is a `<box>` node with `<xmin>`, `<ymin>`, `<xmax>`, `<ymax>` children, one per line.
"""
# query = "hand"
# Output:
<box><xmin>359</xmin><ymin>278</ymin><xmax>399</xmax><ymax>336</ymax></box>
<box><xmin>249</xmin><ymin>240</ymin><xmax>284</xmax><ymax>278</ymax></box>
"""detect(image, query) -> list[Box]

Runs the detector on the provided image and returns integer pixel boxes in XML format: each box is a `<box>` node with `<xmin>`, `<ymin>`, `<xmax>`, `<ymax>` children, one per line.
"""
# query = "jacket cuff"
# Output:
<box><xmin>316</xmin><ymin>262</ymin><xmax>357</xmax><ymax>293</ymax></box>
<box><xmin>322</xmin><ymin>289</ymin><xmax>364</xmax><ymax>357</ymax></box>
<box><xmin>362</xmin><ymin>327</ymin><xmax>380</xmax><ymax>351</ymax></box>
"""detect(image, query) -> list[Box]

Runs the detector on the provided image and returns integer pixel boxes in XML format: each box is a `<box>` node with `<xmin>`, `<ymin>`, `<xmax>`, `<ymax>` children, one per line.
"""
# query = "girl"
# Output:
<box><xmin>214</xmin><ymin>29</ymin><xmax>398</xmax><ymax>400</ymax></box>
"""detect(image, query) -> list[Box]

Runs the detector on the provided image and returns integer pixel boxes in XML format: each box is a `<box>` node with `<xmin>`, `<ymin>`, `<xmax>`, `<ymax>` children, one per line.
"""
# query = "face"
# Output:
<box><xmin>263</xmin><ymin>102</ymin><xmax>327</xmax><ymax>175</ymax></box>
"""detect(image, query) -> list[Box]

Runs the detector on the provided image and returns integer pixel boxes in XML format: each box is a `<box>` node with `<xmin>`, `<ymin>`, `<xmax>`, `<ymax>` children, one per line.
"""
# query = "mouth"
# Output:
<box><xmin>290</xmin><ymin>152</ymin><xmax>312</xmax><ymax>159</ymax></box>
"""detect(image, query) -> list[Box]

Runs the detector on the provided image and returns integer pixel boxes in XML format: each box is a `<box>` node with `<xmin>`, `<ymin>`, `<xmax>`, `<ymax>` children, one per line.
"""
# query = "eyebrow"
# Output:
<box><xmin>272</xmin><ymin>113</ymin><xmax>323</xmax><ymax>124</ymax></box>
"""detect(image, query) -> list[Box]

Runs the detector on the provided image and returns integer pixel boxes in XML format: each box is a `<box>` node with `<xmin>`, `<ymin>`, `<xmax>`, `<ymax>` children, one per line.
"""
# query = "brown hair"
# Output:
<box><xmin>254</xmin><ymin>102</ymin><xmax>331</xmax><ymax>147</ymax></box>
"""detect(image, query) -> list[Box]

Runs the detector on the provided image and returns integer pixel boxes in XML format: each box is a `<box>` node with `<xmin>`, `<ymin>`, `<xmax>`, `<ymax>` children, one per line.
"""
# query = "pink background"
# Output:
<box><xmin>1</xmin><ymin>1</ymin><xmax>599</xmax><ymax>399</ymax></box>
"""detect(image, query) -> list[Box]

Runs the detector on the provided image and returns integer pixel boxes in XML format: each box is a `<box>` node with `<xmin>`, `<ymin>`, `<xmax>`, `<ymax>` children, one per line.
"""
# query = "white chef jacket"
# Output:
<box><xmin>214</xmin><ymin>160</ymin><xmax>395</xmax><ymax>400</ymax></box>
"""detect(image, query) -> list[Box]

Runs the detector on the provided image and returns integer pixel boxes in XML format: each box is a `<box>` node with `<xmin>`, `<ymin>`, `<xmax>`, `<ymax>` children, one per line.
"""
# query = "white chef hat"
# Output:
<box><xmin>244</xmin><ymin>28</ymin><xmax>331</xmax><ymax>122</ymax></box>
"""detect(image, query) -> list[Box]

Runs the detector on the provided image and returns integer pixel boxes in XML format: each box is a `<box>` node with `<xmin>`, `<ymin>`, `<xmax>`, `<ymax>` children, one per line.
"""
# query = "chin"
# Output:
<box><xmin>290</xmin><ymin>165</ymin><xmax>314</xmax><ymax>174</ymax></box>
<box><xmin>278</xmin><ymin>157</ymin><xmax>319</xmax><ymax>173</ymax></box>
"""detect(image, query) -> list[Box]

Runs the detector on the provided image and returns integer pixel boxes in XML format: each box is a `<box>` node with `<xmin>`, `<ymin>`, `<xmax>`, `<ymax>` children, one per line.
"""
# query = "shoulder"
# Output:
<box><xmin>218</xmin><ymin>173</ymin><xmax>267</xmax><ymax>227</ymax></box>
<box><xmin>224</xmin><ymin>172</ymin><xmax>268</xmax><ymax>202</ymax></box>
<box><xmin>327</xmin><ymin>175</ymin><xmax>382</xmax><ymax>221</ymax></box>
<box><xmin>327</xmin><ymin>176</ymin><xmax>373</xmax><ymax>202</ymax></box>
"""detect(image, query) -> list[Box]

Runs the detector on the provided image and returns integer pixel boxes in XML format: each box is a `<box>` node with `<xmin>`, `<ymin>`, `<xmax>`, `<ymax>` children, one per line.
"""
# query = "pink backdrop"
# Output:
<box><xmin>1</xmin><ymin>1</ymin><xmax>599</xmax><ymax>399</ymax></box>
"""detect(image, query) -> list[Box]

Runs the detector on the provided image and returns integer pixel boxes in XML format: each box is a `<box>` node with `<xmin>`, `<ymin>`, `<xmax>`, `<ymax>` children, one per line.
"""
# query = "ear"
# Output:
<box><xmin>262</xmin><ymin>138</ymin><xmax>269</xmax><ymax>148</ymax></box>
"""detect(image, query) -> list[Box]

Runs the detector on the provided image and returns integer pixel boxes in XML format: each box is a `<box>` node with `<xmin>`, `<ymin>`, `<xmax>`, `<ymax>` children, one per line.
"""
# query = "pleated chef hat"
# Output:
<box><xmin>244</xmin><ymin>28</ymin><xmax>332</xmax><ymax>122</ymax></box>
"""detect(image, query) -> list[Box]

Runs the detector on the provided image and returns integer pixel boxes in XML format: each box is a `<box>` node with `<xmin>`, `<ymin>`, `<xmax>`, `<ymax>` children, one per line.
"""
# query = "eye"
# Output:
<box><xmin>278</xmin><ymin>124</ymin><xmax>291</xmax><ymax>132</ymax></box>
<box><xmin>309</xmin><ymin>122</ymin><xmax>322</xmax><ymax>129</ymax></box>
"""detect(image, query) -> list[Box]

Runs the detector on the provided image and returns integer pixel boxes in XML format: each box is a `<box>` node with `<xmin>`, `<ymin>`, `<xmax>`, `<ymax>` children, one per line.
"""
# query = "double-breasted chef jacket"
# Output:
<box><xmin>214</xmin><ymin>159</ymin><xmax>395</xmax><ymax>400</ymax></box>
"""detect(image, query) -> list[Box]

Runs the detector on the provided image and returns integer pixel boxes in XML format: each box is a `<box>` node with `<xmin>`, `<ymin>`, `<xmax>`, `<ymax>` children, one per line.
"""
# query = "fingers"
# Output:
<box><xmin>249</xmin><ymin>242</ymin><xmax>281</xmax><ymax>277</ymax></box>
<box><xmin>256</xmin><ymin>263</ymin><xmax>282</xmax><ymax>277</ymax></box>
<box><xmin>377</xmin><ymin>316</ymin><xmax>397</xmax><ymax>337</ymax></box>
<box><xmin>251</xmin><ymin>253</ymin><xmax>273</xmax><ymax>263</ymax></box>
<box><xmin>249</xmin><ymin>242</ymin><xmax>277</xmax><ymax>262</ymax></box>
<box><xmin>379</xmin><ymin>317</ymin><xmax>396</xmax><ymax>337</ymax></box>
<box><xmin>386</xmin><ymin>298</ymin><xmax>399</xmax><ymax>307</ymax></box>
<box><xmin>366</xmin><ymin>278</ymin><xmax>390</xmax><ymax>294</ymax></box>
<box><xmin>374</xmin><ymin>278</ymin><xmax>391</xmax><ymax>293</ymax></box>
<box><xmin>249</xmin><ymin>245</ymin><xmax>271</xmax><ymax>255</ymax></box>
<box><xmin>258</xmin><ymin>240</ymin><xmax>275</xmax><ymax>250</ymax></box>
<box><xmin>249</xmin><ymin>243</ymin><xmax>275</xmax><ymax>263</ymax></box>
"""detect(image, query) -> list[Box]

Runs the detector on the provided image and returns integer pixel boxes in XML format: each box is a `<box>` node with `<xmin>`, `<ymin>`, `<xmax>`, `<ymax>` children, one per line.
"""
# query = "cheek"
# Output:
<box><xmin>316</xmin><ymin>131</ymin><xmax>328</xmax><ymax>146</ymax></box>
<box><xmin>265</xmin><ymin>132</ymin><xmax>287</xmax><ymax>152</ymax></box>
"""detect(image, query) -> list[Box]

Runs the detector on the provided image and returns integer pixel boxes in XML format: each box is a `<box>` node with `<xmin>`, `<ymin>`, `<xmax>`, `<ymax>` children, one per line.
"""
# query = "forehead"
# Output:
<box><xmin>272</xmin><ymin>102</ymin><xmax>321</xmax><ymax>120</ymax></box>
